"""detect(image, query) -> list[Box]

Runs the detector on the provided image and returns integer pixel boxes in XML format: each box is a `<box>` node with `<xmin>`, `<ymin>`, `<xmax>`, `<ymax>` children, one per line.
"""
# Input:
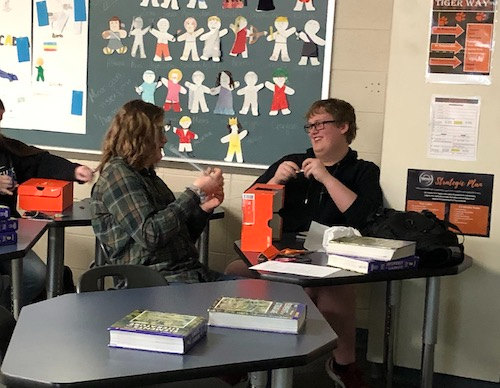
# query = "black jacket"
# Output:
<box><xmin>255</xmin><ymin>148</ymin><xmax>383</xmax><ymax>232</ymax></box>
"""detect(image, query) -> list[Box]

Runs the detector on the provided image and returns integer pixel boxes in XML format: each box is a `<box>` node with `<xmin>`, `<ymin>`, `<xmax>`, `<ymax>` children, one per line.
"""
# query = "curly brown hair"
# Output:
<box><xmin>305</xmin><ymin>98</ymin><xmax>358</xmax><ymax>144</ymax></box>
<box><xmin>97</xmin><ymin>100</ymin><xmax>165</xmax><ymax>172</ymax></box>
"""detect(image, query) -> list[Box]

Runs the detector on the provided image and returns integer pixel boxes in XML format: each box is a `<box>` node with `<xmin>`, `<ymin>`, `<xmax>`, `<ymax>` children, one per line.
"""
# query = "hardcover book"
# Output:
<box><xmin>327</xmin><ymin>235</ymin><xmax>416</xmax><ymax>261</ymax></box>
<box><xmin>327</xmin><ymin>253</ymin><xmax>420</xmax><ymax>274</ymax></box>
<box><xmin>108</xmin><ymin>310</ymin><xmax>207</xmax><ymax>354</ymax></box>
<box><xmin>0</xmin><ymin>231</ymin><xmax>17</xmax><ymax>246</ymax></box>
<box><xmin>0</xmin><ymin>218</ymin><xmax>19</xmax><ymax>233</ymax></box>
<box><xmin>207</xmin><ymin>296</ymin><xmax>307</xmax><ymax>334</ymax></box>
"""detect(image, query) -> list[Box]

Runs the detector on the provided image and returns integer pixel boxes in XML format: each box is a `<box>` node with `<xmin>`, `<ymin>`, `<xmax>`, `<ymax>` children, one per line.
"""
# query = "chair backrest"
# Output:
<box><xmin>77</xmin><ymin>264</ymin><xmax>169</xmax><ymax>293</ymax></box>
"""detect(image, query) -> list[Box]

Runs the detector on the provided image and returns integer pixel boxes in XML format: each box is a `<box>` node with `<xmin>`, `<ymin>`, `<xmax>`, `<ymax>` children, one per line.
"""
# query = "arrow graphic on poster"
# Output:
<box><xmin>431</xmin><ymin>24</ymin><xmax>464</xmax><ymax>37</ymax></box>
<box><xmin>429</xmin><ymin>56</ymin><xmax>462</xmax><ymax>68</ymax></box>
<box><xmin>430</xmin><ymin>42</ymin><xmax>463</xmax><ymax>54</ymax></box>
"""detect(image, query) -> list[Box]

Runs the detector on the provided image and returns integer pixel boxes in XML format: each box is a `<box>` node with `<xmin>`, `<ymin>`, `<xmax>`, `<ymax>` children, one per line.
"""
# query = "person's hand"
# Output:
<box><xmin>269</xmin><ymin>161</ymin><xmax>301</xmax><ymax>184</ymax></box>
<box><xmin>192</xmin><ymin>167</ymin><xmax>225</xmax><ymax>209</ymax></box>
<box><xmin>74</xmin><ymin>165</ymin><xmax>94</xmax><ymax>183</ymax></box>
<box><xmin>301</xmin><ymin>158</ymin><xmax>330</xmax><ymax>183</ymax></box>
<box><xmin>0</xmin><ymin>175</ymin><xmax>16</xmax><ymax>196</ymax></box>
<box><xmin>200</xmin><ymin>186</ymin><xmax>224</xmax><ymax>213</ymax></box>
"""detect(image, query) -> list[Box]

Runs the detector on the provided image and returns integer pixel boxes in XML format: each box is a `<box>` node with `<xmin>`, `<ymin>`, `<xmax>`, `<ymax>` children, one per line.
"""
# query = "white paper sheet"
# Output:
<box><xmin>250</xmin><ymin>260</ymin><xmax>340</xmax><ymax>277</ymax></box>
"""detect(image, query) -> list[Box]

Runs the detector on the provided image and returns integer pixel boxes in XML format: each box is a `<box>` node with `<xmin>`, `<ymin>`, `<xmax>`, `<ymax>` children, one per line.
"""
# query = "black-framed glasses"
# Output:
<box><xmin>303</xmin><ymin>120</ymin><xmax>338</xmax><ymax>133</ymax></box>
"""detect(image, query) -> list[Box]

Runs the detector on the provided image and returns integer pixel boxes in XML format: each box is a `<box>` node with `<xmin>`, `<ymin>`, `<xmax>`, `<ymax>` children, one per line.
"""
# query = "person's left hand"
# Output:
<box><xmin>301</xmin><ymin>158</ymin><xmax>330</xmax><ymax>184</ymax></box>
<box><xmin>74</xmin><ymin>166</ymin><xmax>94</xmax><ymax>183</ymax></box>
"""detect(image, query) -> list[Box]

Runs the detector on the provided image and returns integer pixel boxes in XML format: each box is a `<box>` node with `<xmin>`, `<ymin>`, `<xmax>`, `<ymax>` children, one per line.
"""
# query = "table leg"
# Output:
<box><xmin>10</xmin><ymin>258</ymin><xmax>23</xmax><ymax>319</ymax></box>
<box><xmin>46</xmin><ymin>227</ymin><xmax>65</xmax><ymax>298</ymax></box>
<box><xmin>384</xmin><ymin>280</ymin><xmax>401</xmax><ymax>388</ymax></box>
<box><xmin>420</xmin><ymin>277</ymin><xmax>440</xmax><ymax>388</ymax></box>
<box><xmin>271</xmin><ymin>368</ymin><xmax>293</xmax><ymax>388</ymax></box>
<box><xmin>249</xmin><ymin>371</ymin><xmax>268</xmax><ymax>388</ymax></box>
<box><xmin>196</xmin><ymin>224</ymin><xmax>210</xmax><ymax>267</ymax></box>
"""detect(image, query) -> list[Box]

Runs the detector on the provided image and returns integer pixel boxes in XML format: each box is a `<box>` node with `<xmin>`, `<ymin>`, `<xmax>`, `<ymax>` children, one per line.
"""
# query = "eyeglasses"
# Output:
<box><xmin>303</xmin><ymin>120</ymin><xmax>338</xmax><ymax>133</ymax></box>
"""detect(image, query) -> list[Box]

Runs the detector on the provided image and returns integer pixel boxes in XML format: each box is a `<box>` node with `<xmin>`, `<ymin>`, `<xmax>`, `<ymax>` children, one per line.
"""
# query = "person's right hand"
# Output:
<box><xmin>268</xmin><ymin>161</ymin><xmax>301</xmax><ymax>185</ymax></box>
<box><xmin>192</xmin><ymin>167</ymin><xmax>225</xmax><ymax>209</ymax></box>
<box><xmin>0</xmin><ymin>175</ymin><xmax>16</xmax><ymax>196</ymax></box>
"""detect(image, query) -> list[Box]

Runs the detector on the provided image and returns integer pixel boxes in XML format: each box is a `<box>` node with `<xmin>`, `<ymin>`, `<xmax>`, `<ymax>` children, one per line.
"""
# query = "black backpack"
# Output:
<box><xmin>361</xmin><ymin>208</ymin><xmax>464</xmax><ymax>268</ymax></box>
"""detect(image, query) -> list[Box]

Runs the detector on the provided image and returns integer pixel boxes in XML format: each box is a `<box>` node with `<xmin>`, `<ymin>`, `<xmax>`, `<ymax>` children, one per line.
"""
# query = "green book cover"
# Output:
<box><xmin>208</xmin><ymin>297</ymin><xmax>306</xmax><ymax>320</ymax></box>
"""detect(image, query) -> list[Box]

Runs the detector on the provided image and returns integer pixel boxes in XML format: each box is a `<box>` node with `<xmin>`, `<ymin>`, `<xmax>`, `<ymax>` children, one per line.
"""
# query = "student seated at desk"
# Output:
<box><xmin>91</xmin><ymin>100</ymin><xmax>232</xmax><ymax>284</ymax></box>
<box><xmin>0</xmin><ymin>98</ymin><xmax>94</xmax><ymax>309</ymax></box>
<box><xmin>225</xmin><ymin>98</ymin><xmax>383</xmax><ymax>388</ymax></box>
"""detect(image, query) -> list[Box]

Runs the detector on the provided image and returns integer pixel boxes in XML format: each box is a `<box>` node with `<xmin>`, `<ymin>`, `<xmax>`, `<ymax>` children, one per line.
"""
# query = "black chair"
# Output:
<box><xmin>77</xmin><ymin>264</ymin><xmax>169</xmax><ymax>293</ymax></box>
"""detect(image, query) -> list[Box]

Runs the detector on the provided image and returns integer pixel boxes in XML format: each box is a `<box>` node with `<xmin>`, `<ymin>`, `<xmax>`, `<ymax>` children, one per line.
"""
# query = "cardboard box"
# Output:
<box><xmin>18</xmin><ymin>179</ymin><xmax>74</xmax><ymax>212</ymax></box>
<box><xmin>241</xmin><ymin>183</ymin><xmax>284</xmax><ymax>252</ymax></box>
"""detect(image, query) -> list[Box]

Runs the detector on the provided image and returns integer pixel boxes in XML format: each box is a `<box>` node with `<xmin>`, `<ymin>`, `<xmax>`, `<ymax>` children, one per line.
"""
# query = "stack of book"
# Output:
<box><xmin>0</xmin><ymin>205</ymin><xmax>18</xmax><ymax>246</ymax></box>
<box><xmin>326</xmin><ymin>235</ymin><xmax>419</xmax><ymax>274</ymax></box>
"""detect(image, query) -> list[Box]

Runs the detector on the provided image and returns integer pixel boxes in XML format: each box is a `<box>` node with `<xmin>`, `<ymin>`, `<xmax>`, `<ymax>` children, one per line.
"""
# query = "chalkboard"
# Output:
<box><xmin>4</xmin><ymin>0</ymin><xmax>334</xmax><ymax>168</ymax></box>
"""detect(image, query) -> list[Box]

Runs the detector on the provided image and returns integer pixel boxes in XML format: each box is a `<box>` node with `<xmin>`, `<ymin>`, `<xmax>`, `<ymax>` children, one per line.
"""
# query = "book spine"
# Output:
<box><xmin>0</xmin><ymin>231</ymin><xmax>17</xmax><ymax>246</ymax></box>
<box><xmin>0</xmin><ymin>206</ymin><xmax>10</xmax><ymax>220</ymax></box>
<box><xmin>368</xmin><ymin>257</ymin><xmax>419</xmax><ymax>273</ymax></box>
<box><xmin>183</xmin><ymin>322</ymin><xmax>207</xmax><ymax>352</ymax></box>
<box><xmin>328</xmin><ymin>255</ymin><xmax>419</xmax><ymax>274</ymax></box>
<box><xmin>0</xmin><ymin>218</ymin><xmax>19</xmax><ymax>233</ymax></box>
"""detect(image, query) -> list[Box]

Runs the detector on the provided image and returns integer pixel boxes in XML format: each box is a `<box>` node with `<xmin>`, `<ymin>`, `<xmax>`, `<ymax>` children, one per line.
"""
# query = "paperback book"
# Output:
<box><xmin>0</xmin><ymin>231</ymin><xmax>17</xmax><ymax>246</ymax></box>
<box><xmin>108</xmin><ymin>310</ymin><xmax>207</xmax><ymax>354</ymax></box>
<box><xmin>207</xmin><ymin>296</ymin><xmax>307</xmax><ymax>334</ymax></box>
<box><xmin>327</xmin><ymin>235</ymin><xmax>416</xmax><ymax>261</ymax></box>
<box><xmin>0</xmin><ymin>218</ymin><xmax>19</xmax><ymax>233</ymax></box>
<box><xmin>327</xmin><ymin>253</ymin><xmax>420</xmax><ymax>274</ymax></box>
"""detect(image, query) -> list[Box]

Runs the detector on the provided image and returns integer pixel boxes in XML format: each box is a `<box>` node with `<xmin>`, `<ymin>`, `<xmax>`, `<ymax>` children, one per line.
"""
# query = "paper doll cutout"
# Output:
<box><xmin>177</xmin><ymin>17</ymin><xmax>204</xmax><ymax>61</ymax></box>
<box><xmin>102</xmin><ymin>16</ymin><xmax>128</xmax><ymax>55</ymax></box>
<box><xmin>229</xmin><ymin>16</ymin><xmax>250</xmax><ymax>58</ymax></box>
<box><xmin>160</xmin><ymin>0</ymin><xmax>179</xmax><ymax>10</ymax></box>
<box><xmin>297</xmin><ymin>20</ymin><xmax>326</xmax><ymax>66</ymax></box>
<box><xmin>129</xmin><ymin>16</ymin><xmax>151</xmax><ymax>58</ymax></box>
<box><xmin>35</xmin><ymin>58</ymin><xmax>45</xmax><ymax>82</ymax></box>
<box><xmin>48</xmin><ymin>2</ymin><xmax>72</xmax><ymax>38</ymax></box>
<box><xmin>265</xmin><ymin>68</ymin><xmax>295</xmax><ymax>116</ymax></box>
<box><xmin>223</xmin><ymin>0</ymin><xmax>244</xmax><ymax>8</ymax></box>
<box><xmin>237</xmin><ymin>71</ymin><xmax>263</xmax><ymax>116</ymax></box>
<box><xmin>267</xmin><ymin>16</ymin><xmax>296</xmax><ymax>62</ymax></box>
<box><xmin>140</xmin><ymin>0</ymin><xmax>159</xmax><ymax>7</ymax></box>
<box><xmin>293</xmin><ymin>0</ymin><xmax>315</xmax><ymax>11</ymax></box>
<box><xmin>135</xmin><ymin>70</ymin><xmax>161</xmax><ymax>104</ymax></box>
<box><xmin>220</xmin><ymin>117</ymin><xmax>248</xmax><ymax>163</ymax></box>
<box><xmin>211</xmin><ymin>70</ymin><xmax>240</xmax><ymax>116</ymax></box>
<box><xmin>150</xmin><ymin>18</ymin><xmax>176</xmax><ymax>61</ymax></box>
<box><xmin>200</xmin><ymin>16</ymin><xmax>228</xmax><ymax>62</ymax></box>
<box><xmin>161</xmin><ymin>68</ymin><xmax>187</xmax><ymax>112</ymax></box>
<box><xmin>257</xmin><ymin>0</ymin><xmax>275</xmax><ymax>11</ymax></box>
<box><xmin>171</xmin><ymin>116</ymin><xmax>198</xmax><ymax>157</ymax></box>
<box><xmin>187</xmin><ymin>0</ymin><xmax>207</xmax><ymax>9</ymax></box>
<box><xmin>185</xmin><ymin>70</ymin><xmax>211</xmax><ymax>113</ymax></box>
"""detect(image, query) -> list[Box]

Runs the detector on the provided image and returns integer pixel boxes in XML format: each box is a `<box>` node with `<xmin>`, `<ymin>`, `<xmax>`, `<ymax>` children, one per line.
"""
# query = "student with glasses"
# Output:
<box><xmin>225</xmin><ymin>98</ymin><xmax>383</xmax><ymax>388</ymax></box>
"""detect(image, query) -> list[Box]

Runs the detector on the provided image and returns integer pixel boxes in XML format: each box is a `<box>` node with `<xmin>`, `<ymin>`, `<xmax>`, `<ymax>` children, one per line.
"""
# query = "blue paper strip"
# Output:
<box><xmin>74</xmin><ymin>0</ymin><xmax>87</xmax><ymax>22</ymax></box>
<box><xmin>16</xmin><ymin>37</ymin><xmax>30</xmax><ymax>63</ymax></box>
<box><xmin>36</xmin><ymin>1</ymin><xmax>49</xmax><ymax>26</ymax></box>
<box><xmin>71</xmin><ymin>90</ymin><xmax>84</xmax><ymax>116</ymax></box>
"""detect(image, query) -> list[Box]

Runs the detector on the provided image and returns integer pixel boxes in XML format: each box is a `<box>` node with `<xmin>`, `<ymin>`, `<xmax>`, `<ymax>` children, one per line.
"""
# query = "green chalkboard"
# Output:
<box><xmin>4</xmin><ymin>0</ymin><xmax>334</xmax><ymax>168</ymax></box>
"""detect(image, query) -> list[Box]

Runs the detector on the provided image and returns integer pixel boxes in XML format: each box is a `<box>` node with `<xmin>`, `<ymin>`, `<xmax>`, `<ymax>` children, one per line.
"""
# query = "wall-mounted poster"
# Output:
<box><xmin>426</xmin><ymin>0</ymin><xmax>497</xmax><ymax>84</ymax></box>
<box><xmin>406</xmin><ymin>169</ymin><xmax>493</xmax><ymax>237</ymax></box>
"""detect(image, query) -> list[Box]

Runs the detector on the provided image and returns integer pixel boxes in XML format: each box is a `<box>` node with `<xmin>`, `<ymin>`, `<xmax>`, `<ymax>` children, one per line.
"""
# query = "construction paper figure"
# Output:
<box><xmin>149</xmin><ymin>18</ymin><xmax>176</xmax><ymax>61</ymax></box>
<box><xmin>135</xmin><ymin>70</ymin><xmax>161</xmax><ymax>104</ymax></box>
<box><xmin>161</xmin><ymin>68</ymin><xmax>187</xmax><ymax>112</ymax></box>
<box><xmin>35</xmin><ymin>58</ymin><xmax>45</xmax><ymax>82</ymax></box>
<box><xmin>171</xmin><ymin>116</ymin><xmax>198</xmax><ymax>157</ymax></box>
<box><xmin>223</xmin><ymin>0</ymin><xmax>244</xmax><ymax>8</ymax></box>
<box><xmin>293</xmin><ymin>0</ymin><xmax>315</xmax><ymax>11</ymax></box>
<box><xmin>296</xmin><ymin>20</ymin><xmax>326</xmax><ymax>66</ymax></box>
<box><xmin>129</xmin><ymin>16</ymin><xmax>151</xmax><ymax>59</ymax></box>
<box><xmin>185</xmin><ymin>70</ymin><xmax>211</xmax><ymax>113</ymax></box>
<box><xmin>237</xmin><ymin>71</ymin><xmax>263</xmax><ymax>116</ymax></box>
<box><xmin>229</xmin><ymin>16</ymin><xmax>250</xmax><ymax>58</ymax></box>
<box><xmin>220</xmin><ymin>117</ymin><xmax>248</xmax><ymax>163</ymax></box>
<box><xmin>187</xmin><ymin>0</ymin><xmax>207</xmax><ymax>9</ymax></box>
<box><xmin>211</xmin><ymin>70</ymin><xmax>240</xmax><ymax>116</ymax></box>
<box><xmin>140</xmin><ymin>0</ymin><xmax>159</xmax><ymax>6</ymax></box>
<box><xmin>265</xmin><ymin>68</ymin><xmax>295</xmax><ymax>116</ymax></box>
<box><xmin>177</xmin><ymin>17</ymin><xmax>204</xmax><ymax>61</ymax></box>
<box><xmin>267</xmin><ymin>16</ymin><xmax>296</xmax><ymax>62</ymax></box>
<box><xmin>160</xmin><ymin>0</ymin><xmax>179</xmax><ymax>10</ymax></box>
<box><xmin>102</xmin><ymin>16</ymin><xmax>128</xmax><ymax>55</ymax></box>
<box><xmin>200</xmin><ymin>16</ymin><xmax>228</xmax><ymax>62</ymax></box>
<box><xmin>257</xmin><ymin>0</ymin><xmax>275</xmax><ymax>11</ymax></box>
<box><xmin>48</xmin><ymin>2</ymin><xmax>72</xmax><ymax>38</ymax></box>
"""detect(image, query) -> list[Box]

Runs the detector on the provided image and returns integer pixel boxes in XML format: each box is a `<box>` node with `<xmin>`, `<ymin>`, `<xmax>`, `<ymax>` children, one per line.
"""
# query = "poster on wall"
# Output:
<box><xmin>426</xmin><ymin>0</ymin><xmax>497</xmax><ymax>84</ymax></box>
<box><xmin>428</xmin><ymin>95</ymin><xmax>480</xmax><ymax>161</ymax></box>
<box><xmin>406</xmin><ymin>169</ymin><xmax>493</xmax><ymax>237</ymax></box>
<box><xmin>0</xmin><ymin>0</ymin><xmax>89</xmax><ymax>134</ymax></box>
